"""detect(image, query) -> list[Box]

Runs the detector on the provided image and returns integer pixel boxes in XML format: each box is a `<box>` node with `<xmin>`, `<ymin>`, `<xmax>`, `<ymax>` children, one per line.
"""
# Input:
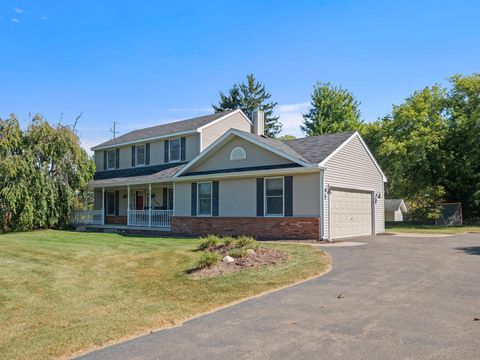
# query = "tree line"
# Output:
<box><xmin>213</xmin><ymin>73</ymin><xmax>480</xmax><ymax>222</ymax></box>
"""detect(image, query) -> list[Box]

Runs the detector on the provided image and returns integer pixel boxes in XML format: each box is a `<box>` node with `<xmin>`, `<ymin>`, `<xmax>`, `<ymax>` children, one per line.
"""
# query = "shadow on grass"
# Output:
<box><xmin>455</xmin><ymin>246</ymin><xmax>480</xmax><ymax>255</ymax></box>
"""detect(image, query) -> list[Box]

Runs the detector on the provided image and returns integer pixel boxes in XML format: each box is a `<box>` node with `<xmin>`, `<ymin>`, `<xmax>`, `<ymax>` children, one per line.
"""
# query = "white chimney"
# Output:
<box><xmin>252</xmin><ymin>108</ymin><xmax>265</xmax><ymax>136</ymax></box>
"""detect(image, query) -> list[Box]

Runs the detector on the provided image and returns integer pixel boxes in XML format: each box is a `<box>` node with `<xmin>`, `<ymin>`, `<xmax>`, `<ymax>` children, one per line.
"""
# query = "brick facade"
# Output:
<box><xmin>105</xmin><ymin>215</ymin><xmax>127</xmax><ymax>225</ymax></box>
<box><xmin>171</xmin><ymin>216</ymin><xmax>320</xmax><ymax>240</ymax></box>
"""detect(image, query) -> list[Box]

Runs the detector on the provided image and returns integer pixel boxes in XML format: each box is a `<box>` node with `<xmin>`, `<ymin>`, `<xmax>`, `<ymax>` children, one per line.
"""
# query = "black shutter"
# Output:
<box><xmin>191</xmin><ymin>182</ymin><xmax>197</xmax><ymax>216</ymax></box>
<box><xmin>164</xmin><ymin>140</ymin><xmax>169</xmax><ymax>163</ymax></box>
<box><xmin>163</xmin><ymin>188</ymin><xmax>168</xmax><ymax>209</ymax></box>
<box><xmin>180</xmin><ymin>137</ymin><xmax>186</xmax><ymax>161</ymax></box>
<box><xmin>145</xmin><ymin>143</ymin><xmax>150</xmax><ymax>165</ymax></box>
<box><xmin>284</xmin><ymin>176</ymin><xmax>293</xmax><ymax>216</ymax></box>
<box><xmin>256</xmin><ymin>178</ymin><xmax>264</xmax><ymax>216</ymax></box>
<box><xmin>131</xmin><ymin>146</ymin><xmax>136</xmax><ymax>167</ymax></box>
<box><xmin>212</xmin><ymin>181</ymin><xmax>219</xmax><ymax>216</ymax></box>
<box><xmin>115</xmin><ymin>191</ymin><xmax>119</xmax><ymax>215</ymax></box>
<box><xmin>103</xmin><ymin>151</ymin><xmax>107</xmax><ymax>170</ymax></box>
<box><xmin>115</xmin><ymin>148</ymin><xmax>120</xmax><ymax>169</ymax></box>
<box><xmin>104</xmin><ymin>191</ymin><xmax>107</xmax><ymax>216</ymax></box>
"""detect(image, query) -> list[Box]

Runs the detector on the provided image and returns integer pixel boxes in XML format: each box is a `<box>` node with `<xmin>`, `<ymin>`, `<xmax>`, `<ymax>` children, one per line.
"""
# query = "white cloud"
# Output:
<box><xmin>14</xmin><ymin>8</ymin><xmax>24</xmax><ymax>14</ymax></box>
<box><xmin>276</xmin><ymin>102</ymin><xmax>310</xmax><ymax>138</ymax></box>
<box><xmin>11</xmin><ymin>18</ymin><xmax>19</xmax><ymax>23</ymax></box>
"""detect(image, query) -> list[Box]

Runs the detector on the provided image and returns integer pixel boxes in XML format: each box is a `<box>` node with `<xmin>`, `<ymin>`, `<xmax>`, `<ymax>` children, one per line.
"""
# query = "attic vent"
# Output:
<box><xmin>230</xmin><ymin>147</ymin><xmax>246</xmax><ymax>161</ymax></box>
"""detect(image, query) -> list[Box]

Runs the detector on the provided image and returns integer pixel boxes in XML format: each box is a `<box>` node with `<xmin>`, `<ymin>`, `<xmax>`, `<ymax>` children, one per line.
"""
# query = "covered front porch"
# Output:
<box><xmin>72</xmin><ymin>183</ymin><xmax>174</xmax><ymax>228</ymax></box>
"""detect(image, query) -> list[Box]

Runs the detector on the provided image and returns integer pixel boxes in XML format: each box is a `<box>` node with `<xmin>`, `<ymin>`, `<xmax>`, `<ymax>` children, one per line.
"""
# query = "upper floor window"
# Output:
<box><xmin>230</xmin><ymin>146</ymin><xmax>246</xmax><ymax>160</ymax></box>
<box><xmin>169</xmin><ymin>138</ymin><xmax>181</xmax><ymax>162</ymax></box>
<box><xmin>265</xmin><ymin>177</ymin><xmax>284</xmax><ymax>216</ymax></box>
<box><xmin>107</xmin><ymin>150</ymin><xmax>116</xmax><ymax>169</ymax></box>
<box><xmin>136</xmin><ymin>145</ymin><xmax>145</xmax><ymax>166</ymax></box>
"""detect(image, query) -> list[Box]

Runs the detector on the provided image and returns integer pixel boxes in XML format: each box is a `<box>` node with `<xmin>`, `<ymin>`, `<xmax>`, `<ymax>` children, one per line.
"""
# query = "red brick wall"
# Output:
<box><xmin>171</xmin><ymin>216</ymin><xmax>320</xmax><ymax>240</ymax></box>
<box><xmin>105</xmin><ymin>216</ymin><xmax>127</xmax><ymax>225</ymax></box>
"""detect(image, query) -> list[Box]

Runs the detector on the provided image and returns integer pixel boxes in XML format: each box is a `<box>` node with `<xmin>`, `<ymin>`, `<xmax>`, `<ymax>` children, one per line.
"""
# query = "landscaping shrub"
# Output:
<box><xmin>222</xmin><ymin>236</ymin><xmax>235</xmax><ymax>246</ymax></box>
<box><xmin>198</xmin><ymin>235</ymin><xmax>221</xmax><ymax>250</ymax></box>
<box><xmin>195</xmin><ymin>252</ymin><xmax>220</xmax><ymax>269</ymax></box>
<box><xmin>228</xmin><ymin>248</ymin><xmax>247</xmax><ymax>258</ymax></box>
<box><xmin>236</xmin><ymin>235</ymin><xmax>258</xmax><ymax>250</ymax></box>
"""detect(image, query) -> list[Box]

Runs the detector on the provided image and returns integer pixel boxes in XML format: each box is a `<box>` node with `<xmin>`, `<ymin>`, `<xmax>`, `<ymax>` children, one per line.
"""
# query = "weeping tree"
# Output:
<box><xmin>0</xmin><ymin>114</ymin><xmax>94</xmax><ymax>233</ymax></box>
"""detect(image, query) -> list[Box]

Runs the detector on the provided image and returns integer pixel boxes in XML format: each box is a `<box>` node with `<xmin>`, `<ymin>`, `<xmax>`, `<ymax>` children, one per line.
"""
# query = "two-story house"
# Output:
<box><xmin>80</xmin><ymin>109</ymin><xmax>386</xmax><ymax>241</ymax></box>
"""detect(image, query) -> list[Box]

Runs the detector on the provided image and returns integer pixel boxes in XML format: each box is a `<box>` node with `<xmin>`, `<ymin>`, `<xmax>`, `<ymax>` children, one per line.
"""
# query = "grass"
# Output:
<box><xmin>385</xmin><ymin>223</ymin><xmax>480</xmax><ymax>234</ymax></box>
<box><xmin>0</xmin><ymin>230</ymin><xmax>329</xmax><ymax>360</ymax></box>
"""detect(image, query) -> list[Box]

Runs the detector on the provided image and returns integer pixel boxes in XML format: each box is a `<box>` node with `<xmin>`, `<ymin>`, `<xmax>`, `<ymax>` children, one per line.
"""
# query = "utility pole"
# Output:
<box><xmin>110</xmin><ymin>121</ymin><xmax>120</xmax><ymax>139</ymax></box>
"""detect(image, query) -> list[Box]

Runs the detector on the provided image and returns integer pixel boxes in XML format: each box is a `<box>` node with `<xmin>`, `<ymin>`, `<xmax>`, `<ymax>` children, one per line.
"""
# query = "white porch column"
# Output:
<box><xmin>101</xmin><ymin>187</ymin><xmax>105</xmax><ymax>225</ymax></box>
<box><xmin>127</xmin><ymin>185</ymin><xmax>130</xmax><ymax>226</ymax></box>
<box><xmin>148</xmin><ymin>183</ymin><xmax>152</xmax><ymax>227</ymax></box>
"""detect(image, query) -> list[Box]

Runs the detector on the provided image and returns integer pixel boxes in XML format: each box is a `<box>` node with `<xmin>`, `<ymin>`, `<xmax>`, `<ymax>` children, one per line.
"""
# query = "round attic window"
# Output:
<box><xmin>230</xmin><ymin>146</ymin><xmax>246</xmax><ymax>161</ymax></box>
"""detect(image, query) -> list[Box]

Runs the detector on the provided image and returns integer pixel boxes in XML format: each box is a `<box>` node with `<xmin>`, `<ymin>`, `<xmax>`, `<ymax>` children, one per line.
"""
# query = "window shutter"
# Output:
<box><xmin>284</xmin><ymin>176</ymin><xmax>293</xmax><ymax>216</ymax></box>
<box><xmin>104</xmin><ymin>191</ymin><xmax>107</xmax><ymax>216</ymax></box>
<box><xmin>191</xmin><ymin>182</ymin><xmax>197</xmax><ymax>216</ymax></box>
<box><xmin>115</xmin><ymin>148</ymin><xmax>120</xmax><ymax>169</ymax></box>
<box><xmin>103</xmin><ymin>151</ymin><xmax>107</xmax><ymax>170</ymax></box>
<box><xmin>212</xmin><ymin>181</ymin><xmax>219</xmax><ymax>216</ymax></box>
<box><xmin>256</xmin><ymin>178</ymin><xmax>264</xmax><ymax>216</ymax></box>
<box><xmin>145</xmin><ymin>143</ymin><xmax>150</xmax><ymax>165</ymax></box>
<box><xmin>131</xmin><ymin>146</ymin><xmax>136</xmax><ymax>167</ymax></box>
<box><xmin>180</xmin><ymin>137</ymin><xmax>186</xmax><ymax>161</ymax></box>
<box><xmin>162</xmin><ymin>188</ymin><xmax>168</xmax><ymax>209</ymax></box>
<box><xmin>115</xmin><ymin>191</ymin><xmax>120</xmax><ymax>216</ymax></box>
<box><xmin>164</xmin><ymin>140</ymin><xmax>170</xmax><ymax>163</ymax></box>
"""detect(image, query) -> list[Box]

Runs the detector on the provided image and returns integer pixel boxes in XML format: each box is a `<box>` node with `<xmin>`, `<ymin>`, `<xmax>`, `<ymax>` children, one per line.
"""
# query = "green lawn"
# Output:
<box><xmin>385</xmin><ymin>223</ymin><xmax>480</xmax><ymax>234</ymax></box>
<box><xmin>0</xmin><ymin>230</ymin><xmax>329</xmax><ymax>360</ymax></box>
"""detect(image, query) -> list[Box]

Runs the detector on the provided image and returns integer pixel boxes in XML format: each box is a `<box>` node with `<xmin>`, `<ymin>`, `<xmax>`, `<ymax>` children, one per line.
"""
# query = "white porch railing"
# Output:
<box><xmin>70</xmin><ymin>210</ymin><xmax>103</xmax><ymax>225</ymax></box>
<box><xmin>128</xmin><ymin>209</ymin><xmax>173</xmax><ymax>228</ymax></box>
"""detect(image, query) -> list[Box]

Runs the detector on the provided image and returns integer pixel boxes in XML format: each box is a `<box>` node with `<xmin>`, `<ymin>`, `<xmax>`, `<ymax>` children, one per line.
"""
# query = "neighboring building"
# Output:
<box><xmin>77</xmin><ymin>109</ymin><xmax>387</xmax><ymax>241</ymax></box>
<box><xmin>384</xmin><ymin>199</ymin><xmax>407</xmax><ymax>222</ymax></box>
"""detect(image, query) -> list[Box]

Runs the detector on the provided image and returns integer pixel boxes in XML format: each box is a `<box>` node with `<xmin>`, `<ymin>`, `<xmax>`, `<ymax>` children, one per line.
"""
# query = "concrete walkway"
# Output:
<box><xmin>78</xmin><ymin>233</ymin><xmax>480</xmax><ymax>360</ymax></box>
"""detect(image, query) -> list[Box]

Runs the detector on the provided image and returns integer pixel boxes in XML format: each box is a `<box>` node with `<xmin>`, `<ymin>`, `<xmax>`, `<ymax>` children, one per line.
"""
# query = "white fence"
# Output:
<box><xmin>70</xmin><ymin>210</ymin><xmax>103</xmax><ymax>225</ymax></box>
<box><xmin>128</xmin><ymin>210</ymin><xmax>173</xmax><ymax>228</ymax></box>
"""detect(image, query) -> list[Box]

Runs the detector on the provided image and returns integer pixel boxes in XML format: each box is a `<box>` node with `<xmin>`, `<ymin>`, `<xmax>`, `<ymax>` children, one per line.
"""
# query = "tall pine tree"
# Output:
<box><xmin>213</xmin><ymin>74</ymin><xmax>281</xmax><ymax>137</ymax></box>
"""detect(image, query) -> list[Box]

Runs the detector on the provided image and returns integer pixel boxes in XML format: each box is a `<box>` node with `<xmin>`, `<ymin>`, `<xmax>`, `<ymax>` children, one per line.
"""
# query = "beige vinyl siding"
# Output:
<box><xmin>118</xmin><ymin>190</ymin><xmax>128</xmax><ymax>215</ymax></box>
<box><xmin>94</xmin><ymin>190</ymin><xmax>103</xmax><ymax>210</ymax></box>
<box><xmin>293</xmin><ymin>173</ymin><xmax>320</xmax><ymax>217</ymax></box>
<box><xmin>119</xmin><ymin>148</ymin><xmax>131</xmax><ymax>169</ymax></box>
<box><xmin>185</xmin><ymin>137</ymin><xmax>294</xmax><ymax>174</ymax></box>
<box><xmin>200</xmin><ymin>112</ymin><xmax>251</xmax><ymax>150</ymax></box>
<box><xmin>324</xmin><ymin>136</ymin><xmax>385</xmax><ymax>238</ymax></box>
<box><xmin>218</xmin><ymin>178</ymin><xmax>257</xmax><ymax>216</ymax></box>
<box><xmin>94</xmin><ymin>151</ymin><xmax>104</xmax><ymax>170</ymax></box>
<box><xmin>174</xmin><ymin>182</ymin><xmax>191</xmax><ymax>216</ymax></box>
<box><xmin>149</xmin><ymin>141</ymin><xmax>164</xmax><ymax>165</ymax></box>
<box><xmin>186</xmin><ymin>134</ymin><xmax>200</xmax><ymax>161</ymax></box>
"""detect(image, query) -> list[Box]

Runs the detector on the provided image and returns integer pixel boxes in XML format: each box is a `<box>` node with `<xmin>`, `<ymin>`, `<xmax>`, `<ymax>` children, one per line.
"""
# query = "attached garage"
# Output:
<box><xmin>330</xmin><ymin>188</ymin><xmax>373</xmax><ymax>239</ymax></box>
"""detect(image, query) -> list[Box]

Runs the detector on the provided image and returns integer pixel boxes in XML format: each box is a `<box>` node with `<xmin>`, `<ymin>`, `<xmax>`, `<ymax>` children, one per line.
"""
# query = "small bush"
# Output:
<box><xmin>228</xmin><ymin>248</ymin><xmax>247</xmax><ymax>258</ymax></box>
<box><xmin>195</xmin><ymin>252</ymin><xmax>220</xmax><ymax>269</ymax></box>
<box><xmin>198</xmin><ymin>235</ymin><xmax>221</xmax><ymax>250</ymax></box>
<box><xmin>236</xmin><ymin>235</ymin><xmax>258</xmax><ymax>250</ymax></box>
<box><xmin>222</xmin><ymin>236</ymin><xmax>235</xmax><ymax>247</ymax></box>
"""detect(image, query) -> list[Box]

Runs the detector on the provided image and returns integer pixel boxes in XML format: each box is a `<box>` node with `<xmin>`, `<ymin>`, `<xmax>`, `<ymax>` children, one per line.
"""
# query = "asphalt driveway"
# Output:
<box><xmin>78</xmin><ymin>233</ymin><xmax>480</xmax><ymax>360</ymax></box>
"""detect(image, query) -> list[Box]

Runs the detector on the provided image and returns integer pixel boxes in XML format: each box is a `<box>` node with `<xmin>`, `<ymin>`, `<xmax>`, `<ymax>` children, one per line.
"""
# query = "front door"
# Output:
<box><xmin>135</xmin><ymin>192</ymin><xmax>144</xmax><ymax>210</ymax></box>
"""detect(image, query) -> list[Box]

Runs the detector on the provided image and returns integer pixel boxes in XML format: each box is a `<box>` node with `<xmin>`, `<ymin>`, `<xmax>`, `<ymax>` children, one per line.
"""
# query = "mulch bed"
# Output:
<box><xmin>189</xmin><ymin>245</ymin><xmax>288</xmax><ymax>279</ymax></box>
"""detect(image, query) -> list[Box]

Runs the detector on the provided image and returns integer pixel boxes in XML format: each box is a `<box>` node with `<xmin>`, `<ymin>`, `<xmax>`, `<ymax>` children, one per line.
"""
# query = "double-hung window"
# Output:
<box><xmin>265</xmin><ymin>177</ymin><xmax>284</xmax><ymax>216</ymax></box>
<box><xmin>169</xmin><ymin>138</ymin><xmax>181</xmax><ymax>162</ymax></box>
<box><xmin>197</xmin><ymin>182</ymin><xmax>212</xmax><ymax>216</ymax></box>
<box><xmin>107</xmin><ymin>150</ymin><xmax>116</xmax><ymax>169</ymax></box>
<box><xmin>136</xmin><ymin>145</ymin><xmax>145</xmax><ymax>166</ymax></box>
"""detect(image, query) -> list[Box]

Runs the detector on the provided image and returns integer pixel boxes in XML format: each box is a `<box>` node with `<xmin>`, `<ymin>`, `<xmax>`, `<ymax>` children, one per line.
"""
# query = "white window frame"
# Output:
<box><xmin>107</xmin><ymin>150</ymin><xmax>116</xmax><ymax>170</ymax></box>
<box><xmin>230</xmin><ymin>146</ymin><xmax>247</xmax><ymax>161</ymax></box>
<box><xmin>136</xmin><ymin>144</ymin><xmax>146</xmax><ymax>166</ymax></box>
<box><xmin>264</xmin><ymin>176</ymin><xmax>285</xmax><ymax>217</ymax></box>
<box><xmin>106</xmin><ymin>191</ymin><xmax>116</xmax><ymax>215</ymax></box>
<box><xmin>169</xmin><ymin>138</ymin><xmax>181</xmax><ymax>163</ymax></box>
<box><xmin>197</xmin><ymin>181</ymin><xmax>213</xmax><ymax>217</ymax></box>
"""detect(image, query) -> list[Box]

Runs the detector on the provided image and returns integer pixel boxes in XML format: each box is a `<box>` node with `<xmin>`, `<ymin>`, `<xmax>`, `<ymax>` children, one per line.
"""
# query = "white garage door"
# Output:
<box><xmin>331</xmin><ymin>189</ymin><xmax>373</xmax><ymax>239</ymax></box>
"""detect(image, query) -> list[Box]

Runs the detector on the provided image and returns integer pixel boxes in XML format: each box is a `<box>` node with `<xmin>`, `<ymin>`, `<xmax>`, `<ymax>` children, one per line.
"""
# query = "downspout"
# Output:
<box><xmin>319</xmin><ymin>169</ymin><xmax>325</xmax><ymax>241</ymax></box>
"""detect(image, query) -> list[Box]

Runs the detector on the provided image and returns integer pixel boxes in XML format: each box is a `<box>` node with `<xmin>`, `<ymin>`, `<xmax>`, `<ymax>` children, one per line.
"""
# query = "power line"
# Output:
<box><xmin>110</xmin><ymin>121</ymin><xmax>120</xmax><ymax>139</ymax></box>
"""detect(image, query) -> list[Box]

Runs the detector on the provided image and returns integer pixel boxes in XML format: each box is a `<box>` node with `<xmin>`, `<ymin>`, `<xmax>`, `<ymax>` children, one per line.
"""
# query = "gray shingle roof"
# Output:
<box><xmin>281</xmin><ymin>131</ymin><xmax>355</xmax><ymax>164</ymax></box>
<box><xmin>91</xmin><ymin>110</ymin><xmax>236</xmax><ymax>150</ymax></box>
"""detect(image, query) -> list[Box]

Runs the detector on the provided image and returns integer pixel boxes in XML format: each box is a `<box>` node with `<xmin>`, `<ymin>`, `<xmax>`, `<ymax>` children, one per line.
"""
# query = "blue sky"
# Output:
<box><xmin>1</xmin><ymin>0</ymin><xmax>479</xmax><ymax>152</ymax></box>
